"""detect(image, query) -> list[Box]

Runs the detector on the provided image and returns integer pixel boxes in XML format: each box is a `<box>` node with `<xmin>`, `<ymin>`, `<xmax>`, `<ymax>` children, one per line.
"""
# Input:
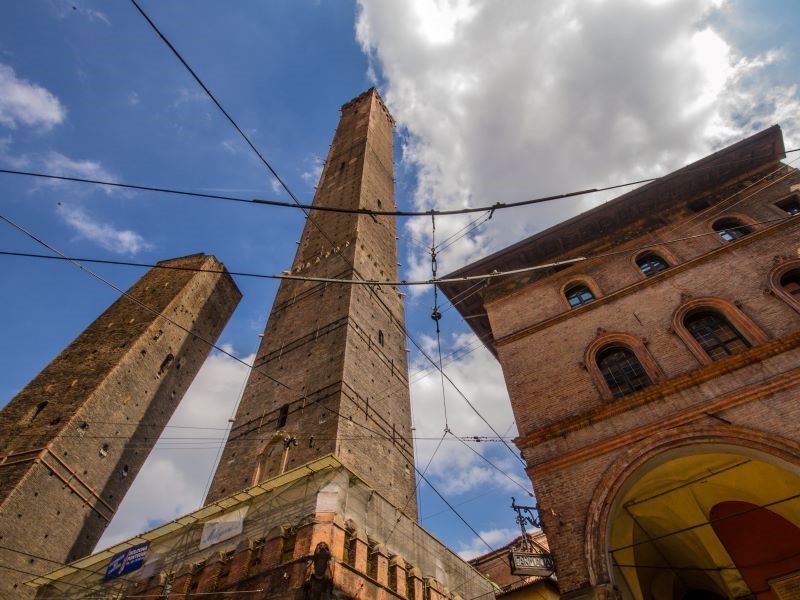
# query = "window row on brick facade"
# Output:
<box><xmin>585</xmin><ymin>262</ymin><xmax>800</xmax><ymax>400</ymax></box>
<box><xmin>562</xmin><ymin>206</ymin><xmax>799</xmax><ymax>311</ymax></box>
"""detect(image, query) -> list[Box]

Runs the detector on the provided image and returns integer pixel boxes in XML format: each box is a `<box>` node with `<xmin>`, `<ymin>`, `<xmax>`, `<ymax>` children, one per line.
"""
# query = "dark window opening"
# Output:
<box><xmin>597</xmin><ymin>346</ymin><xmax>652</xmax><ymax>398</ymax></box>
<box><xmin>157</xmin><ymin>353</ymin><xmax>174</xmax><ymax>376</ymax></box>
<box><xmin>776</xmin><ymin>195</ymin><xmax>800</xmax><ymax>216</ymax></box>
<box><xmin>215</xmin><ymin>551</ymin><xmax>234</xmax><ymax>590</ymax></box>
<box><xmin>30</xmin><ymin>401</ymin><xmax>48</xmax><ymax>423</ymax></box>
<box><xmin>565</xmin><ymin>283</ymin><xmax>595</xmax><ymax>308</ymax></box>
<box><xmin>636</xmin><ymin>253</ymin><xmax>669</xmax><ymax>277</ymax></box>
<box><xmin>781</xmin><ymin>270</ymin><xmax>800</xmax><ymax>298</ymax></box>
<box><xmin>685</xmin><ymin>311</ymin><xmax>750</xmax><ymax>360</ymax></box>
<box><xmin>688</xmin><ymin>197</ymin><xmax>712</xmax><ymax>212</ymax></box>
<box><xmin>280</xmin><ymin>531</ymin><xmax>296</xmax><ymax>563</ymax></box>
<box><xmin>187</xmin><ymin>562</ymin><xmax>204</xmax><ymax>594</ymax></box>
<box><xmin>247</xmin><ymin>538</ymin><xmax>265</xmax><ymax>574</ymax></box>
<box><xmin>378</xmin><ymin>330</ymin><xmax>385</xmax><ymax>346</ymax></box>
<box><xmin>277</xmin><ymin>404</ymin><xmax>289</xmax><ymax>429</ymax></box>
<box><xmin>713</xmin><ymin>218</ymin><xmax>752</xmax><ymax>242</ymax></box>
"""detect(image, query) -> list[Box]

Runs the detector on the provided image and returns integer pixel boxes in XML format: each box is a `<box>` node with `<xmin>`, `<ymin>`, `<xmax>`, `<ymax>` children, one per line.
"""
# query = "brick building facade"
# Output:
<box><xmin>0</xmin><ymin>254</ymin><xmax>241</xmax><ymax>598</ymax></box>
<box><xmin>28</xmin><ymin>90</ymin><xmax>494</xmax><ymax>600</ymax></box>
<box><xmin>205</xmin><ymin>88</ymin><xmax>417</xmax><ymax>515</ymax></box>
<box><xmin>442</xmin><ymin>126</ymin><xmax>800</xmax><ymax>600</ymax></box>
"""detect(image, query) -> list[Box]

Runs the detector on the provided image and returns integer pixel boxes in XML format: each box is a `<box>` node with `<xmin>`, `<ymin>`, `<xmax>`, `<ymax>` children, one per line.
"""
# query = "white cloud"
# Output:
<box><xmin>127</xmin><ymin>91</ymin><xmax>140</xmax><ymax>106</ymax></box>
<box><xmin>83</xmin><ymin>8</ymin><xmax>110</xmax><ymax>25</ymax></box>
<box><xmin>57</xmin><ymin>204</ymin><xmax>152</xmax><ymax>255</ymax></box>
<box><xmin>97</xmin><ymin>349</ymin><xmax>254</xmax><ymax>550</ymax></box>
<box><xmin>456</xmin><ymin>527</ymin><xmax>519</xmax><ymax>560</ymax></box>
<box><xmin>0</xmin><ymin>63</ymin><xmax>66</xmax><ymax>130</ymax></box>
<box><xmin>43</xmin><ymin>151</ymin><xmax>119</xmax><ymax>191</ymax></box>
<box><xmin>301</xmin><ymin>154</ymin><xmax>324</xmax><ymax>188</ymax></box>
<box><xmin>356</xmin><ymin>0</ymin><xmax>800</xmax><ymax>287</ymax></box>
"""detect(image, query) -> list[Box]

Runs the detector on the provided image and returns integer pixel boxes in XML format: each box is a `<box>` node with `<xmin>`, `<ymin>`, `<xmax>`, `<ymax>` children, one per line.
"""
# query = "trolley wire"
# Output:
<box><xmin>3</xmin><ymin>210</ymin><xmax>797</xmax><ymax>289</ymax></box>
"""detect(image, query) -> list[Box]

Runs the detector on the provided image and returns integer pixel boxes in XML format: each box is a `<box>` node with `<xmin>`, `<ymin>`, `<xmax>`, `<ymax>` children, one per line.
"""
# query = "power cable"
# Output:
<box><xmin>2</xmin><ymin>150</ymin><xmax>798</xmax><ymax>218</ymax></box>
<box><xmin>414</xmin><ymin>464</ymin><xmax>496</xmax><ymax>554</ymax></box>
<box><xmin>0</xmin><ymin>543</ymin><xmax>141</xmax><ymax>589</ymax></box>
<box><xmin>4</xmin><ymin>211</ymin><xmax>796</xmax><ymax>288</ymax></box>
<box><xmin>448</xmin><ymin>431</ymin><xmax>533</xmax><ymax>496</ymax></box>
<box><xmin>128</xmin><ymin>0</ymin><xmax>302</xmax><ymax>212</ymax></box>
<box><xmin>430</xmin><ymin>214</ymin><xmax>449</xmax><ymax>431</ymax></box>
<box><xmin>385</xmin><ymin>430</ymin><xmax>448</xmax><ymax>545</ymax></box>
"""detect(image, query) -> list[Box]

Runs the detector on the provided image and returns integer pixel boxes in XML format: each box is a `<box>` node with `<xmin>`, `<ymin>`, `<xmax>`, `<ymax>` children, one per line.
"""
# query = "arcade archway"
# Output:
<box><xmin>608</xmin><ymin>450</ymin><xmax>800</xmax><ymax>600</ymax></box>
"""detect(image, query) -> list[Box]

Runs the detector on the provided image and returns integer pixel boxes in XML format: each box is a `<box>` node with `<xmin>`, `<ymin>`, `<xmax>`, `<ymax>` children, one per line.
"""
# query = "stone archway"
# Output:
<box><xmin>583</xmin><ymin>424</ymin><xmax>800</xmax><ymax>600</ymax></box>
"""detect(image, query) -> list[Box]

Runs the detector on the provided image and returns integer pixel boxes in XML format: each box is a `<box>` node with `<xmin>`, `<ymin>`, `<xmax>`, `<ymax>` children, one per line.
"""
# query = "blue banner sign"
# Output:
<box><xmin>104</xmin><ymin>542</ymin><xmax>149</xmax><ymax>581</ymax></box>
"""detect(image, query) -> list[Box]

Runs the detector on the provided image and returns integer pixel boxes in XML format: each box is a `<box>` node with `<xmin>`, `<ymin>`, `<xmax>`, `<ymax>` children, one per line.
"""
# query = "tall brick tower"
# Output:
<box><xmin>206</xmin><ymin>88</ymin><xmax>417</xmax><ymax>515</ymax></box>
<box><xmin>0</xmin><ymin>254</ymin><xmax>241</xmax><ymax>598</ymax></box>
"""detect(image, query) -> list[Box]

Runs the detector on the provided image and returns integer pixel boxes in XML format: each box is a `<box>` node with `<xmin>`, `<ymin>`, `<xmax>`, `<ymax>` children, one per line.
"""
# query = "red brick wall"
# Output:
<box><xmin>205</xmin><ymin>90</ymin><xmax>417</xmax><ymax>515</ymax></box>
<box><xmin>482</xmin><ymin>164</ymin><xmax>800</xmax><ymax>594</ymax></box>
<box><xmin>0</xmin><ymin>254</ymin><xmax>241</xmax><ymax>598</ymax></box>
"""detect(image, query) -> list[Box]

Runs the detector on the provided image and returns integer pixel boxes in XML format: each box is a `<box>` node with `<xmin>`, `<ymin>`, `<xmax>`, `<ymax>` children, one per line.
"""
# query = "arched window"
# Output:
<box><xmin>684</xmin><ymin>311</ymin><xmax>750</xmax><ymax>361</ymax></box>
<box><xmin>596</xmin><ymin>346</ymin><xmax>652</xmax><ymax>398</ymax></box>
<box><xmin>378</xmin><ymin>330</ymin><xmax>384</xmax><ymax>346</ymax></box>
<box><xmin>635</xmin><ymin>253</ymin><xmax>669</xmax><ymax>277</ymax></box>
<box><xmin>781</xmin><ymin>269</ymin><xmax>800</xmax><ymax>299</ymax></box>
<box><xmin>565</xmin><ymin>283</ymin><xmax>595</xmax><ymax>308</ymax></box>
<box><xmin>713</xmin><ymin>218</ymin><xmax>752</xmax><ymax>242</ymax></box>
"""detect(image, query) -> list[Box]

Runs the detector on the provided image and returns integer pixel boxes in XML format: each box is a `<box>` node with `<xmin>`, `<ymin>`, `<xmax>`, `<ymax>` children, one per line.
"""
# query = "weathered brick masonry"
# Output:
<box><xmin>27</xmin><ymin>90</ymin><xmax>494</xmax><ymax>600</ymax></box>
<box><xmin>0</xmin><ymin>254</ymin><xmax>240</xmax><ymax>598</ymax></box>
<box><xmin>205</xmin><ymin>88</ymin><xmax>417</xmax><ymax>515</ymax></box>
<box><xmin>441</xmin><ymin>125</ymin><xmax>800</xmax><ymax>599</ymax></box>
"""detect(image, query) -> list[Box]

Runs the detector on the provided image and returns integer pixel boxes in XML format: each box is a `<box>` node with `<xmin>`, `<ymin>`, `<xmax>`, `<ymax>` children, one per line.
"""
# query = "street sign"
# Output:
<box><xmin>509</xmin><ymin>551</ymin><xmax>554</xmax><ymax>577</ymax></box>
<box><xmin>104</xmin><ymin>542</ymin><xmax>149</xmax><ymax>581</ymax></box>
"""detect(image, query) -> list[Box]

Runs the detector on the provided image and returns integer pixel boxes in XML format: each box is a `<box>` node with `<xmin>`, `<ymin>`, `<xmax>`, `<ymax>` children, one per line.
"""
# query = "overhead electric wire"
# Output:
<box><xmin>448</xmin><ymin>431</ymin><xmax>533</xmax><ymax>496</ymax></box>
<box><xmin>414</xmin><ymin>464</ymin><xmax>496</xmax><ymax>554</ymax></box>
<box><xmin>4</xmin><ymin>147</ymin><xmax>799</xmax><ymax>218</ymax></box>
<box><xmin>4</xmin><ymin>211</ymin><xmax>797</xmax><ymax>290</ymax></box>
<box><xmin>0</xmin><ymin>543</ymin><xmax>140</xmax><ymax>589</ymax></box>
<box><xmin>1</xmin><ymin>213</ymin><xmax>513</xmax><ymax>573</ymax></box>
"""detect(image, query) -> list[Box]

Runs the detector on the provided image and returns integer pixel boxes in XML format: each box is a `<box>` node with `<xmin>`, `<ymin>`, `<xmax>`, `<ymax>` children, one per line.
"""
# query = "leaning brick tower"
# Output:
<box><xmin>0</xmin><ymin>254</ymin><xmax>241</xmax><ymax>598</ymax></box>
<box><xmin>205</xmin><ymin>88</ymin><xmax>417</xmax><ymax>516</ymax></box>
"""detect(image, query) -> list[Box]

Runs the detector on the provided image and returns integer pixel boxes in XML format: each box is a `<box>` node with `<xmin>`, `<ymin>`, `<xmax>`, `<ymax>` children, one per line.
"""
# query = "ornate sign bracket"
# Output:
<box><xmin>509</xmin><ymin>497</ymin><xmax>555</xmax><ymax>577</ymax></box>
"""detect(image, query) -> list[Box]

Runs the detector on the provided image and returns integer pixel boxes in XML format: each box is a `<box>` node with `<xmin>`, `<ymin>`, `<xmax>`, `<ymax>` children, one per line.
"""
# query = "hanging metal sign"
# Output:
<box><xmin>508</xmin><ymin>497</ymin><xmax>555</xmax><ymax>577</ymax></box>
<box><xmin>509</xmin><ymin>551</ymin><xmax>555</xmax><ymax>577</ymax></box>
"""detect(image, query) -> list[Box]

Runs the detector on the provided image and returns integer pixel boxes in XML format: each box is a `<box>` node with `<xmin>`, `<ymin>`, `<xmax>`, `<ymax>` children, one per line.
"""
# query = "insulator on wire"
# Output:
<box><xmin>431</xmin><ymin>308</ymin><xmax>442</xmax><ymax>322</ymax></box>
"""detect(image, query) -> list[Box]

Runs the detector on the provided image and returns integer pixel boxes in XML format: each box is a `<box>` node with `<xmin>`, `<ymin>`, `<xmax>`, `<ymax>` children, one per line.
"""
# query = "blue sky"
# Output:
<box><xmin>2</xmin><ymin>0</ymin><xmax>800</xmax><ymax>561</ymax></box>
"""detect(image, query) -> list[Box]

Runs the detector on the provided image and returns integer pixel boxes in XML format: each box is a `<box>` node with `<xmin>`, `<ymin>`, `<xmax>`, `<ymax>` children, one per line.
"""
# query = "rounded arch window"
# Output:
<box><xmin>596</xmin><ymin>346</ymin><xmax>652</xmax><ymax>399</ymax></box>
<box><xmin>713</xmin><ymin>218</ymin><xmax>752</xmax><ymax>242</ymax></box>
<box><xmin>635</xmin><ymin>253</ymin><xmax>669</xmax><ymax>277</ymax></box>
<box><xmin>781</xmin><ymin>269</ymin><xmax>800</xmax><ymax>299</ymax></box>
<box><xmin>684</xmin><ymin>311</ymin><xmax>750</xmax><ymax>361</ymax></box>
<box><xmin>565</xmin><ymin>282</ymin><xmax>595</xmax><ymax>308</ymax></box>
